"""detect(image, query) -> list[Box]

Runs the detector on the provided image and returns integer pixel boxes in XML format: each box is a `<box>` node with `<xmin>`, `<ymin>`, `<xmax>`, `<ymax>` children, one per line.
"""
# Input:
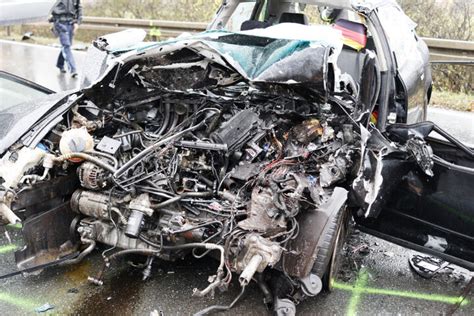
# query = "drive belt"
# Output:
<box><xmin>0</xmin><ymin>252</ymin><xmax>79</xmax><ymax>280</ymax></box>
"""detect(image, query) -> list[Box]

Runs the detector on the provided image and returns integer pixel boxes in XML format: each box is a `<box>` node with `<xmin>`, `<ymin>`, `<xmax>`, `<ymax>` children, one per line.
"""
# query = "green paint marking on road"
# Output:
<box><xmin>345</xmin><ymin>269</ymin><xmax>369</xmax><ymax>316</ymax></box>
<box><xmin>0</xmin><ymin>244</ymin><xmax>17</xmax><ymax>254</ymax></box>
<box><xmin>333</xmin><ymin>280</ymin><xmax>469</xmax><ymax>307</ymax></box>
<box><xmin>6</xmin><ymin>223</ymin><xmax>22</xmax><ymax>230</ymax></box>
<box><xmin>0</xmin><ymin>293</ymin><xmax>38</xmax><ymax>311</ymax></box>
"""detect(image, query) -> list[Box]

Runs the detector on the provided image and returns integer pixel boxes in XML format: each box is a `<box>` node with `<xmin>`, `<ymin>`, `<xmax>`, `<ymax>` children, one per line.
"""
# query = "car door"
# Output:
<box><xmin>375</xmin><ymin>3</ymin><xmax>430</xmax><ymax>124</ymax></box>
<box><xmin>352</xmin><ymin>122</ymin><xmax>474</xmax><ymax>271</ymax></box>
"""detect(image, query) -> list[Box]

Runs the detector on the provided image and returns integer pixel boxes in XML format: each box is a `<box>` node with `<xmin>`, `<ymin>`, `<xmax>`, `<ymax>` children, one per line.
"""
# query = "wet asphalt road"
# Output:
<box><xmin>427</xmin><ymin>107</ymin><xmax>474</xmax><ymax>147</ymax></box>
<box><xmin>0</xmin><ymin>40</ymin><xmax>473</xmax><ymax>315</ymax></box>
<box><xmin>0</xmin><ymin>40</ymin><xmax>85</xmax><ymax>92</ymax></box>
<box><xmin>1</xmin><ymin>224</ymin><xmax>472</xmax><ymax>316</ymax></box>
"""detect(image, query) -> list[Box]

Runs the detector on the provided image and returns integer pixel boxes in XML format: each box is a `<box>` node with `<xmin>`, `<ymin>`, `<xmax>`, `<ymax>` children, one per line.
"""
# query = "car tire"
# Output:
<box><xmin>311</xmin><ymin>205</ymin><xmax>349</xmax><ymax>291</ymax></box>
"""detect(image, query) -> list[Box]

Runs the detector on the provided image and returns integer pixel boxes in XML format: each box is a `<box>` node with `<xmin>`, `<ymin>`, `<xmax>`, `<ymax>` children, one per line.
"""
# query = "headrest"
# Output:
<box><xmin>241</xmin><ymin>20</ymin><xmax>270</xmax><ymax>31</ymax></box>
<box><xmin>279</xmin><ymin>12</ymin><xmax>308</xmax><ymax>25</ymax></box>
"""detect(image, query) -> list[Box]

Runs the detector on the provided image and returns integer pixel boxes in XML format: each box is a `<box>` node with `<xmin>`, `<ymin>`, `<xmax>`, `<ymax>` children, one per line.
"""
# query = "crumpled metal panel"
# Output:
<box><xmin>255</xmin><ymin>46</ymin><xmax>329</xmax><ymax>88</ymax></box>
<box><xmin>14</xmin><ymin>202</ymin><xmax>79</xmax><ymax>270</ymax></box>
<box><xmin>92</xmin><ymin>31</ymin><xmax>339</xmax><ymax>97</ymax></box>
<box><xmin>80</xmin><ymin>45</ymin><xmax>109</xmax><ymax>89</ymax></box>
<box><xmin>352</xmin><ymin>123</ymin><xmax>438</xmax><ymax>218</ymax></box>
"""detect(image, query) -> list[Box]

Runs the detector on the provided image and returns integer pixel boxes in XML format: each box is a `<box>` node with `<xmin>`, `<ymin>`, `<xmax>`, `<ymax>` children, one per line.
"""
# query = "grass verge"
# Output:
<box><xmin>430</xmin><ymin>90</ymin><xmax>473</xmax><ymax>112</ymax></box>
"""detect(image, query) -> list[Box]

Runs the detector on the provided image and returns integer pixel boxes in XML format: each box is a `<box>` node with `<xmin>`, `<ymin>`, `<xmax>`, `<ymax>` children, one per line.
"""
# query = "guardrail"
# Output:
<box><xmin>27</xmin><ymin>16</ymin><xmax>474</xmax><ymax>63</ymax></box>
<box><xmin>423</xmin><ymin>38</ymin><xmax>474</xmax><ymax>64</ymax></box>
<box><xmin>80</xmin><ymin>16</ymin><xmax>208</xmax><ymax>39</ymax></box>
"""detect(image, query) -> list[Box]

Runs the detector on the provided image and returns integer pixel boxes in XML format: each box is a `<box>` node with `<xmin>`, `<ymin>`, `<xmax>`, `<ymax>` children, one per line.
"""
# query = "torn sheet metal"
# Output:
<box><xmin>94</xmin><ymin>29</ymin><xmax>147</xmax><ymax>52</ymax></box>
<box><xmin>82</xmin><ymin>29</ymin><xmax>343</xmax><ymax>101</ymax></box>
<box><xmin>142</xmin><ymin>36</ymin><xmax>336</xmax><ymax>91</ymax></box>
<box><xmin>352</xmin><ymin>124</ymin><xmax>435</xmax><ymax>218</ymax></box>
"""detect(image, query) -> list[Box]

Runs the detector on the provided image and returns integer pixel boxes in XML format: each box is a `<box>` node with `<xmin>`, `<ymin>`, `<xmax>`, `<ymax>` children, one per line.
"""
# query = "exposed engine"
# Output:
<box><xmin>0</xmin><ymin>83</ymin><xmax>360</xmax><ymax>299</ymax></box>
<box><xmin>0</xmin><ymin>32</ymin><xmax>373</xmax><ymax>314</ymax></box>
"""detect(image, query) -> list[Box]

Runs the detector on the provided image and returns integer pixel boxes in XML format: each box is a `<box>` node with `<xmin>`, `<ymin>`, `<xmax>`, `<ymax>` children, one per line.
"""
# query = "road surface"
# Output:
<box><xmin>0</xmin><ymin>39</ymin><xmax>85</xmax><ymax>92</ymax></box>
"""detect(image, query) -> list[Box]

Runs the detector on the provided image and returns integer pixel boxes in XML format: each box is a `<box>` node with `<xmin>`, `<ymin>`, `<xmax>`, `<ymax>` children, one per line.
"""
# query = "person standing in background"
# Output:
<box><xmin>49</xmin><ymin>0</ymin><xmax>82</xmax><ymax>78</ymax></box>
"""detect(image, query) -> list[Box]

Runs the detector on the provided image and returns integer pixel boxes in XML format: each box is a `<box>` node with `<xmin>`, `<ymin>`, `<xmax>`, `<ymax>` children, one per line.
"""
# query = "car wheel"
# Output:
<box><xmin>311</xmin><ymin>205</ymin><xmax>349</xmax><ymax>290</ymax></box>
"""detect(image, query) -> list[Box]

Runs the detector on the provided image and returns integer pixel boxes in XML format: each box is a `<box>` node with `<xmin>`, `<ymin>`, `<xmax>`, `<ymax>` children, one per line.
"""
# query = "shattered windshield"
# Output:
<box><xmin>125</xmin><ymin>17</ymin><xmax>344</xmax><ymax>93</ymax></box>
<box><xmin>202</xmin><ymin>28</ymin><xmax>341</xmax><ymax>82</ymax></box>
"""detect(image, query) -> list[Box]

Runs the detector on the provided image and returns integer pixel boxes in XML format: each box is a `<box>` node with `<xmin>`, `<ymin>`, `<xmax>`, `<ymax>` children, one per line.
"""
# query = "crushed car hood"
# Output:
<box><xmin>84</xmin><ymin>25</ymin><xmax>343</xmax><ymax>98</ymax></box>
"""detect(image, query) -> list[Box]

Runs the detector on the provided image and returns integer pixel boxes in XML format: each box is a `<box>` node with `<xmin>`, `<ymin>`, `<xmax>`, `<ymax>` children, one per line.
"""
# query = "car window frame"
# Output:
<box><xmin>0</xmin><ymin>70</ymin><xmax>54</xmax><ymax>97</ymax></box>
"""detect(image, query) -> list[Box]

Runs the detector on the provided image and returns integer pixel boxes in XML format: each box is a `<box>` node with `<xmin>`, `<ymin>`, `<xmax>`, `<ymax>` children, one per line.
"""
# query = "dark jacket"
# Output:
<box><xmin>51</xmin><ymin>0</ymin><xmax>82</xmax><ymax>24</ymax></box>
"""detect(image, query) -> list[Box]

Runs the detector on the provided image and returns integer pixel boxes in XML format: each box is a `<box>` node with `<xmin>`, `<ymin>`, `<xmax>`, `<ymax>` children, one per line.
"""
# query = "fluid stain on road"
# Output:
<box><xmin>64</xmin><ymin>261</ymin><xmax>92</xmax><ymax>283</ymax></box>
<box><xmin>72</xmin><ymin>270</ymin><xmax>143</xmax><ymax>316</ymax></box>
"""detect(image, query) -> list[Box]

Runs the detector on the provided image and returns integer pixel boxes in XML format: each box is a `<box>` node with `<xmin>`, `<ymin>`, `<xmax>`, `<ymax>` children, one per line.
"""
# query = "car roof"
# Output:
<box><xmin>280</xmin><ymin>0</ymin><xmax>353</xmax><ymax>9</ymax></box>
<box><xmin>228</xmin><ymin>0</ymin><xmax>398</xmax><ymax>11</ymax></box>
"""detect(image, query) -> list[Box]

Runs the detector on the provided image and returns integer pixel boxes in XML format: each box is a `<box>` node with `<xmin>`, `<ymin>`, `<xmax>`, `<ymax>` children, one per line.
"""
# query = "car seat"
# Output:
<box><xmin>241</xmin><ymin>20</ymin><xmax>271</xmax><ymax>31</ymax></box>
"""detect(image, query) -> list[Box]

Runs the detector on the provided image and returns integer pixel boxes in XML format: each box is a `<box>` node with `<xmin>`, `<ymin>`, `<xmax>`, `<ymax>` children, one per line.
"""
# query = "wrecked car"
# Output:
<box><xmin>0</xmin><ymin>0</ymin><xmax>473</xmax><ymax>314</ymax></box>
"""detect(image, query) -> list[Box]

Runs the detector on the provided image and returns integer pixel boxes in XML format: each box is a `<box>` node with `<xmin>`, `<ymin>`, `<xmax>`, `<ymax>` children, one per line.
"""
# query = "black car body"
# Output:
<box><xmin>0</xmin><ymin>1</ymin><xmax>472</xmax><ymax>314</ymax></box>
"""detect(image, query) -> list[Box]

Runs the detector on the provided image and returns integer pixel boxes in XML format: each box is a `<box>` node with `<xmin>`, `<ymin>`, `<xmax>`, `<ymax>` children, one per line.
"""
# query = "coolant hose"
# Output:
<box><xmin>103</xmin><ymin>242</ymin><xmax>226</xmax><ymax>297</ymax></box>
<box><xmin>60</xmin><ymin>238</ymin><xmax>96</xmax><ymax>266</ymax></box>
<box><xmin>53</xmin><ymin>153</ymin><xmax>117</xmax><ymax>173</ymax></box>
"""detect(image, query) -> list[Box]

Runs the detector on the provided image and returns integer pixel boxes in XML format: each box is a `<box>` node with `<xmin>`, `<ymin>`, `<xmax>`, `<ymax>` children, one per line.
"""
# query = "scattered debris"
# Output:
<box><xmin>35</xmin><ymin>303</ymin><xmax>55</xmax><ymax>313</ymax></box>
<box><xmin>21</xmin><ymin>32</ymin><xmax>33</xmax><ymax>41</ymax></box>
<box><xmin>67</xmin><ymin>288</ymin><xmax>79</xmax><ymax>294</ymax></box>
<box><xmin>352</xmin><ymin>244</ymin><xmax>371</xmax><ymax>256</ymax></box>
<box><xmin>437</xmin><ymin>267</ymin><xmax>470</xmax><ymax>285</ymax></box>
<box><xmin>409</xmin><ymin>254</ymin><xmax>449</xmax><ymax>279</ymax></box>
<box><xmin>150</xmin><ymin>309</ymin><xmax>165</xmax><ymax>316</ymax></box>
<box><xmin>3</xmin><ymin>230</ymin><xmax>11</xmax><ymax>244</ymax></box>
<box><xmin>72</xmin><ymin>44</ymin><xmax>88</xmax><ymax>51</ymax></box>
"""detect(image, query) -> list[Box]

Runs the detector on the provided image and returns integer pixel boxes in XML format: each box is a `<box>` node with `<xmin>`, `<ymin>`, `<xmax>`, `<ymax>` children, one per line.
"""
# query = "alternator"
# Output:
<box><xmin>77</xmin><ymin>162</ymin><xmax>107</xmax><ymax>190</ymax></box>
